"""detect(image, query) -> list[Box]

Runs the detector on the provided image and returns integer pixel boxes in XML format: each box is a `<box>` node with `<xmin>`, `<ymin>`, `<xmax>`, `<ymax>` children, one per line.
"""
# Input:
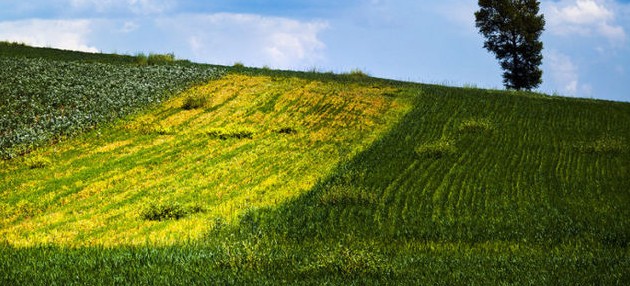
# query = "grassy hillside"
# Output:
<box><xmin>0</xmin><ymin>74</ymin><xmax>409</xmax><ymax>246</ymax></box>
<box><xmin>1</xmin><ymin>45</ymin><xmax>629</xmax><ymax>284</ymax></box>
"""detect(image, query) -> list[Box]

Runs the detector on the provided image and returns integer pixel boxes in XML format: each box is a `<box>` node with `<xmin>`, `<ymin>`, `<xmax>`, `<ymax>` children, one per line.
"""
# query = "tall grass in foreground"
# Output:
<box><xmin>1</xmin><ymin>240</ymin><xmax>626</xmax><ymax>284</ymax></box>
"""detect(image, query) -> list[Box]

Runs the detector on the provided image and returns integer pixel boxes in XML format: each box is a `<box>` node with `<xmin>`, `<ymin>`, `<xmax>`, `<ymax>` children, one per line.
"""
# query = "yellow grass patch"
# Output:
<box><xmin>92</xmin><ymin>139</ymin><xmax>133</xmax><ymax>154</ymax></box>
<box><xmin>0</xmin><ymin>74</ymin><xmax>411</xmax><ymax>247</ymax></box>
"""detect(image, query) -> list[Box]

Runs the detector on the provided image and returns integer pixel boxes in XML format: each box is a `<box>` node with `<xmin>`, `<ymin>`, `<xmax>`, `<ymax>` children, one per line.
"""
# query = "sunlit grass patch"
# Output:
<box><xmin>578</xmin><ymin>136</ymin><xmax>626</xmax><ymax>154</ymax></box>
<box><xmin>415</xmin><ymin>138</ymin><xmax>457</xmax><ymax>159</ymax></box>
<box><xmin>152</xmin><ymin>125</ymin><xmax>175</xmax><ymax>135</ymax></box>
<box><xmin>458</xmin><ymin>118</ymin><xmax>494</xmax><ymax>134</ymax></box>
<box><xmin>92</xmin><ymin>140</ymin><xmax>134</xmax><ymax>154</ymax></box>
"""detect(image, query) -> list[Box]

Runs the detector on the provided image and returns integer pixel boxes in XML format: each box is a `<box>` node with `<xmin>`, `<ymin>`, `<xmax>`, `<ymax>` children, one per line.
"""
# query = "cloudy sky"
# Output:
<box><xmin>1</xmin><ymin>0</ymin><xmax>629</xmax><ymax>102</ymax></box>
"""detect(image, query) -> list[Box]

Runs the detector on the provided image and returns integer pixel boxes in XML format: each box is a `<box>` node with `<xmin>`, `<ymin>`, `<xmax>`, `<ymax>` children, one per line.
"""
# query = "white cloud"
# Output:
<box><xmin>158</xmin><ymin>13</ymin><xmax>328</xmax><ymax>69</ymax></box>
<box><xmin>0</xmin><ymin>12</ymin><xmax>328</xmax><ymax>69</ymax></box>
<box><xmin>550</xmin><ymin>0</ymin><xmax>612</xmax><ymax>25</ymax></box>
<box><xmin>598</xmin><ymin>22</ymin><xmax>626</xmax><ymax>41</ymax></box>
<box><xmin>0</xmin><ymin>19</ymin><xmax>98</xmax><ymax>53</ymax></box>
<box><xmin>545</xmin><ymin>0</ymin><xmax>627</xmax><ymax>44</ymax></box>
<box><xmin>546</xmin><ymin>50</ymin><xmax>592</xmax><ymax>95</ymax></box>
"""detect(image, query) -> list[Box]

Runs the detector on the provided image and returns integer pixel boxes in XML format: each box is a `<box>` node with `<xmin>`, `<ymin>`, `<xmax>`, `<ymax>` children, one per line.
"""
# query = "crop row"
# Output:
<box><xmin>0</xmin><ymin>56</ymin><xmax>224</xmax><ymax>159</ymax></box>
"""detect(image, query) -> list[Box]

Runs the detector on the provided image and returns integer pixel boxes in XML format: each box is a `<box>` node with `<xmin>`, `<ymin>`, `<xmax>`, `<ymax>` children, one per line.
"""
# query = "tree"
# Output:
<box><xmin>475</xmin><ymin>0</ymin><xmax>545</xmax><ymax>91</ymax></box>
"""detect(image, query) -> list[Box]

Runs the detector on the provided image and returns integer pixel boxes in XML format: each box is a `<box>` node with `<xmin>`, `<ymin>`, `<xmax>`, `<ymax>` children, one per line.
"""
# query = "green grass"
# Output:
<box><xmin>0</xmin><ymin>44</ymin><xmax>629</xmax><ymax>284</ymax></box>
<box><xmin>262</xmin><ymin>86</ymin><xmax>630</xmax><ymax>244</ymax></box>
<box><xmin>181</xmin><ymin>94</ymin><xmax>209</xmax><ymax>110</ymax></box>
<box><xmin>415</xmin><ymin>138</ymin><xmax>457</xmax><ymax>158</ymax></box>
<box><xmin>140</xmin><ymin>202</ymin><xmax>205</xmax><ymax>221</ymax></box>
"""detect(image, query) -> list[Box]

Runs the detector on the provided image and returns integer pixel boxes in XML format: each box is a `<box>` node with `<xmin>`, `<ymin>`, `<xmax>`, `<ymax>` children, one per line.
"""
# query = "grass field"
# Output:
<box><xmin>0</xmin><ymin>73</ymin><xmax>409</xmax><ymax>246</ymax></box>
<box><xmin>1</xmin><ymin>44</ymin><xmax>629</xmax><ymax>284</ymax></box>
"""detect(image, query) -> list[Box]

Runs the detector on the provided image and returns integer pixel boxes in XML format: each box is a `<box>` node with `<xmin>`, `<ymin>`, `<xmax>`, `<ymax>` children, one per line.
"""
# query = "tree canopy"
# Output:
<box><xmin>475</xmin><ymin>0</ymin><xmax>545</xmax><ymax>91</ymax></box>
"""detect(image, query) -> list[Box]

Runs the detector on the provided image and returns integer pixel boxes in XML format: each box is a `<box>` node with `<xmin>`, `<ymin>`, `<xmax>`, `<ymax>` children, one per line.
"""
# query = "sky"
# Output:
<box><xmin>1</xmin><ymin>0</ymin><xmax>629</xmax><ymax>102</ymax></box>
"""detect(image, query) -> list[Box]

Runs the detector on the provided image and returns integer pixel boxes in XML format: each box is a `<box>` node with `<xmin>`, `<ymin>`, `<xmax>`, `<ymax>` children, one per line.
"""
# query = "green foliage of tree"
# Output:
<box><xmin>475</xmin><ymin>0</ymin><xmax>545</xmax><ymax>91</ymax></box>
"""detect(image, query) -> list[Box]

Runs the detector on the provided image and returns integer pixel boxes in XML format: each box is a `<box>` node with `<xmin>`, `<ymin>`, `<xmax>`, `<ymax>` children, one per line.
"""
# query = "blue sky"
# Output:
<box><xmin>1</xmin><ymin>0</ymin><xmax>629</xmax><ymax>102</ymax></box>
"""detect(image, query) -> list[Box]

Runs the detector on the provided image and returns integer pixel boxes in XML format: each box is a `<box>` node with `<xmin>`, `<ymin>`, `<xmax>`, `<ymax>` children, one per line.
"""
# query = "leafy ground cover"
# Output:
<box><xmin>0</xmin><ymin>45</ymin><xmax>629</xmax><ymax>284</ymax></box>
<box><xmin>0</xmin><ymin>54</ymin><xmax>223</xmax><ymax>159</ymax></box>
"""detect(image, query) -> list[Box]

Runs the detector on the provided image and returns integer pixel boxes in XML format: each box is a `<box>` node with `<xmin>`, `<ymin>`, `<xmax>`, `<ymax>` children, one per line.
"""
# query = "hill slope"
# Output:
<box><xmin>1</xmin><ymin>45</ymin><xmax>629</xmax><ymax>284</ymax></box>
<box><xmin>1</xmin><ymin>74</ymin><xmax>410</xmax><ymax>246</ymax></box>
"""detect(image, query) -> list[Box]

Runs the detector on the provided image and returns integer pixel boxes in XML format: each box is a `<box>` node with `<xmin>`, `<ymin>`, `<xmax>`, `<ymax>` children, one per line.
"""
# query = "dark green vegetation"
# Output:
<box><xmin>141</xmin><ymin>202</ymin><xmax>205</xmax><ymax>221</ymax></box>
<box><xmin>0</xmin><ymin>41</ymin><xmax>188</xmax><ymax>65</ymax></box>
<box><xmin>1</xmin><ymin>44</ymin><xmax>629</xmax><ymax>284</ymax></box>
